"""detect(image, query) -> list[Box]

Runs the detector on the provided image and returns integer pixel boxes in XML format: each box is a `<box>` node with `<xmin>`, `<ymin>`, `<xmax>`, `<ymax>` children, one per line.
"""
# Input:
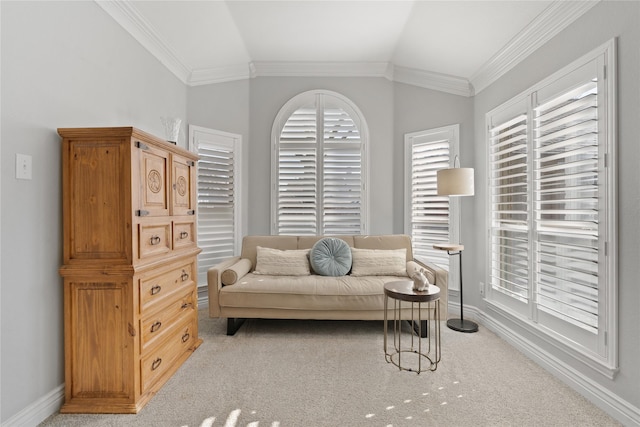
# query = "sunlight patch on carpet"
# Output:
<box><xmin>182</xmin><ymin>409</ymin><xmax>280</xmax><ymax>427</ymax></box>
<box><xmin>364</xmin><ymin>380</ymin><xmax>463</xmax><ymax>424</ymax></box>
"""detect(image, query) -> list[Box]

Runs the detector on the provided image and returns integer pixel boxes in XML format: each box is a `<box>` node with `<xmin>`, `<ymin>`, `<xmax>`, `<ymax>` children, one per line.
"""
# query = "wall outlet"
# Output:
<box><xmin>16</xmin><ymin>153</ymin><xmax>33</xmax><ymax>180</ymax></box>
<box><xmin>479</xmin><ymin>281</ymin><xmax>485</xmax><ymax>296</ymax></box>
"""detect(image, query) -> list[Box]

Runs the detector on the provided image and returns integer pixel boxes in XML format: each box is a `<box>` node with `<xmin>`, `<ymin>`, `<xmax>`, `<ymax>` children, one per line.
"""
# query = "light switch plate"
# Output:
<box><xmin>16</xmin><ymin>153</ymin><xmax>32</xmax><ymax>180</ymax></box>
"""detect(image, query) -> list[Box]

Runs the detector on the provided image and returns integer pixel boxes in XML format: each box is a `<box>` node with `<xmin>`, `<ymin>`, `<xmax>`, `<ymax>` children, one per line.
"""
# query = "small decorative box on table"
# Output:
<box><xmin>383</xmin><ymin>281</ymin><xmax>441</xmax><ymax>373</ymax></box>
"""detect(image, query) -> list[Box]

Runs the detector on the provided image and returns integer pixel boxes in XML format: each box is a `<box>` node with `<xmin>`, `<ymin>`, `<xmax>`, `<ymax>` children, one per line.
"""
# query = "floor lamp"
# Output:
<box><xmin>435</xmin><ymin>162</ymin><xmax>478</xmax><ymax>333</ymax></box>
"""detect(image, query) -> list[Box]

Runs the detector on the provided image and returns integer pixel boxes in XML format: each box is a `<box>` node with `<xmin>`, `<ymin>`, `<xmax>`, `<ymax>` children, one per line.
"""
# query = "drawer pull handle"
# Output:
<box><xmin>150</xmin><ymin>235</ymin><xmax>161</xmax><ymax>245</ymax></box>
<box><xmin>181</xmin><ymin>333</ymin><xmax>190</xmax><ymax>343</ymax></box>
<box><xmin>150</xmin><ymin>321</ymin><xmax>162</xmax><ymax>333</ymax></box>
<box><xmin>151</xmin><ymin>358</ymin><xmax>162</xmax><ymax>371</ymax></box>
<box><xmin>150</xmin><ymin>285</ymin><xmax>162</xmax><ymax>295</ymax></box>
<box><xmin>181</xmin><ymin>302</ymin><xmax>193</xmax><ymax>310</ymax></box>
<box><xmin>181</xmin><ymin>271</ymin><xmax>189</xmax><ymax>281</ymax></box>
<box><xmin>179</xmin><ymin>231</ymin><xmax>189</xmax><ymax>239</ymax></box>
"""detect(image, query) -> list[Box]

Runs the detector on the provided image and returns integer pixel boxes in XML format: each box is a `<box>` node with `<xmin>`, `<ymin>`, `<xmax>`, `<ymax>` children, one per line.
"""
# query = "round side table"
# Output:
<box><xmin>383</xmin><ymin>280</ymin><xmax>441</xmax><ymax>373</ymax></box>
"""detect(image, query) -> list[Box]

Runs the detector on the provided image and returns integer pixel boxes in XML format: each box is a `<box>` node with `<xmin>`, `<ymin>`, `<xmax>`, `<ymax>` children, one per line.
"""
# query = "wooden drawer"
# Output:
<box><xmin>139</xmin><ymin>260</ymin><xmax>195</xmax><ymax>313</ymax></box>
<box><xmin>173</xmin><ymin>220</ymin><xmax>196</xmax><ymax>250</ymax></box>
<box><xmin>138</xmin><ymin>221</ymin><xmax>171</xmax><ymax>259</ymax></box>
<box><xmin>140</xmin><ymin>318</ymin><xmax>196</xmax><ymax>393</ymax></box>
<box><xmin>140</xmin><ymin>288</ymin><xmax>196</xmax><ymax>351</ymax></box>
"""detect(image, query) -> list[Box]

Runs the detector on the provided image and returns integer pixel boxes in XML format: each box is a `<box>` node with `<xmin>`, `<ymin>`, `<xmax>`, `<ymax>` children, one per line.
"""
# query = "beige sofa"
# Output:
<box><xmin>207</xmin><ymin>234</ymin><xmax>448</xmax><ymax>335</ymax></box>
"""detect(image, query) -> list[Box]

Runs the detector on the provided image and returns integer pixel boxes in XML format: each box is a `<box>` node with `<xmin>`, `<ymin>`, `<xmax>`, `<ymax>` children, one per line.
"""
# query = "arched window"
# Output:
<box><xmin>271</xmin><ymin>90</ymin><xmax>369</xmax><ymax>235</ymax></box>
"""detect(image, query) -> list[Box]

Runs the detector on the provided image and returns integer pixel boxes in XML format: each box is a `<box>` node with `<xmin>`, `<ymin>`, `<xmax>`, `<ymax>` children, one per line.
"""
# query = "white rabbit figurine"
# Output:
<box><xmin>411</xmin><ymin>269</ymin><xmax>429</xmax><ymax>291</ymax></box>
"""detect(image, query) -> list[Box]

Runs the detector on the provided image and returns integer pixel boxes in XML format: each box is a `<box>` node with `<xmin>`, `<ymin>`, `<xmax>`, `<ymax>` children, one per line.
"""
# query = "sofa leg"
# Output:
<box><xmin>226</xmin><ymin>318</ymin><xmax>246</xmax><ymax>335</ymax></box>
<box><xmin>409</xmin><ymin>320</ymin><xmax>428</xmax><ymax>338</ymax></box>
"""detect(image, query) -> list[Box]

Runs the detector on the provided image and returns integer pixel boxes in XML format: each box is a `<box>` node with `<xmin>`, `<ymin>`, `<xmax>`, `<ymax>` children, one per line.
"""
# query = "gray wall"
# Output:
<box><xmin>1</xmin><ymin>1</ymin><xmax>187</xmax><ymax>422</ymax></box>
<box><xmin>187</xmin><ymin>80</ymin><xmax>251</xmax><ymax>239</ymax></box>
<box><xmin>470</xmin><ymin>0</ymin><xmax>640</xmax><ymax>414</ymax></box>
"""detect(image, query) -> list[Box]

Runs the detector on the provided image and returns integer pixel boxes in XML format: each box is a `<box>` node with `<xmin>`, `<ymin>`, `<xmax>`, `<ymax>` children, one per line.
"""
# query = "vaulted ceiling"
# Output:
<box><xmin>97</xmin><ymin>0</ymin><xmax>598</xmax><ymax>96</ymax></box>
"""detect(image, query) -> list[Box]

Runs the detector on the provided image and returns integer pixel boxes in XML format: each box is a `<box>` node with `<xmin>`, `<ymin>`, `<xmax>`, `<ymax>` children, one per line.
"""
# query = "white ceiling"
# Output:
<box><xmin>97</xmin><ymin>0</ymin><xmax>598</xmax><ymax>96</ymax></box>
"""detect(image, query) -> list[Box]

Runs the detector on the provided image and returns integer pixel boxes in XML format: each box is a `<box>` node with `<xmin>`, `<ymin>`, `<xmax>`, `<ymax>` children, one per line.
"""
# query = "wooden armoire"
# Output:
<box><xmin>58</xmin><ymin>127</ymin><xmax>202</xmax><ymax>413</ymax></box>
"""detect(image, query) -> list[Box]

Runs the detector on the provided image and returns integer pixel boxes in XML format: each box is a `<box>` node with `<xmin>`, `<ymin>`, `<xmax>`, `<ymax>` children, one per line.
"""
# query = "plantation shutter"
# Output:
<box><xmin>486</xmin><ymin>42</ymin><xmax>615</xmax><ymax>369</ymax></box>
<box><xmin>489</xmin><ymin>108</ymin><xmax>530</xmax><ymax>304</ymax></box>
<box><xmin>277</xmin><ymin>107</ymin><xmax>318</xmax><ymax>235</ymax></box>
<box><xmin>323</xmin><ymin>107</ymin><xmax>362</xmax><ymax>235</ymax></box>
<box><xmin>275</xmin><ymin>93</ymin><xmax>365</xmax><ymax>236</ymax></box>
<box><xmin>410</xmin><ymin>138</ymin><xmax>451</xmax><ymax>268</ymax></box>
<box><xmin>195</xmin><ymin>141</ymin><xmax>236</xmax><ymax>285</ymax></box>
<box><xmin>533</xmin><ymin>79</ymin><xmax>599</xmax><ymax>333</ymax></box>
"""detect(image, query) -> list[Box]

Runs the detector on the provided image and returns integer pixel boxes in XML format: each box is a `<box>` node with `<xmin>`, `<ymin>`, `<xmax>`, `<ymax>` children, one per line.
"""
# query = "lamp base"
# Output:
<box><xmin>446</xmin><ymin>318</ymin><xmax>478</xmax><ymax>333</ymax></box>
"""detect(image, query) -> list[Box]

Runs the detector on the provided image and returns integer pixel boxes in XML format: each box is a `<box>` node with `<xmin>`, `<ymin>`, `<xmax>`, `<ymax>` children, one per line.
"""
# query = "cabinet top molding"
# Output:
<box><xmin>57</xmin><ymin>126</ymin><xmax>196</xmax><ymax>158</ymax></box>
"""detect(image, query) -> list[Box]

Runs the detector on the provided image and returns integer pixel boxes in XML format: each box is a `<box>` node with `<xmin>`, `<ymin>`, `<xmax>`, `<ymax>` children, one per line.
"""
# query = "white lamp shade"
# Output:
<box><xmin>437</xmin><ymin>167</ymin><xmax>475</xmax><ymax>196</ymax></box>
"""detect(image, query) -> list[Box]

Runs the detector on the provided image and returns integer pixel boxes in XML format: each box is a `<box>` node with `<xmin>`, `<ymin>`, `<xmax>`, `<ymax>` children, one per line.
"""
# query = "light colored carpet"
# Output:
<box><xmin>40</xmin><ymin>309</ymin><xmax>620</xmax><ymax>427</ymax></box>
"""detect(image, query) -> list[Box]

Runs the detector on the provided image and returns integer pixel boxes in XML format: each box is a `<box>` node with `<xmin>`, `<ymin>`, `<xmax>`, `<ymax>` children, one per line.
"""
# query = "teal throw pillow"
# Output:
<box><xmin>310</xmin><ymin>237</ymin><xmax>352</xmax><ymax>276</ymax></box>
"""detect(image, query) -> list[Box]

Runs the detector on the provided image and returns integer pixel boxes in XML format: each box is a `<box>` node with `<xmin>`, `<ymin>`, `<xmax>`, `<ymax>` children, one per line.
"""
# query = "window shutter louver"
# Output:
<box><xmin>410</xmin><ymin>139</ymin><xmax>451</xmax><ymax>268</ymax></box>
<box><xmin>323</xmin><ymin>108</ymin><xmax>362</xmax><ymax>235</ymax></box>
<box><xmin>489</xmin><ymin>112</ymin><xmax>530</xmax><ymax>303</ymax></box>
<box><xmin>534</xmin><ymin>80</ymin><xmax>599</xmax><ymax>333</ymax></box>
<box><xmin>195</xmin><ymin>143</ymin><xmax>236</xmax><ymax>285</ymax></box>
<box><xmin>277</xmin><ymin>107</ymin><xmax>318</xmax><ymax>235</ymax></box>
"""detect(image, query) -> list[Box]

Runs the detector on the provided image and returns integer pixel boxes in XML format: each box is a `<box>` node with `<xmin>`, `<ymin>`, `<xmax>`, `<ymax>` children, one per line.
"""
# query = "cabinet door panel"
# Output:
<box><xmin>67</xmin><ymin>141</ymin><xmax>129</xmax><ymax>262</ymax></box>
<box><xmin>66</xmin><ymin>280</ymin><xmax>133</xmax><ymax>400</ymax></box>
<box><xmin>171</xmin><ymin>154</ymin><xmax>196</xmax><ymax>216</ymax></box>
<box><xmin>138</xmin><ymin>144</ymin><xmax>170</xmax><ymax>217</ymax></box>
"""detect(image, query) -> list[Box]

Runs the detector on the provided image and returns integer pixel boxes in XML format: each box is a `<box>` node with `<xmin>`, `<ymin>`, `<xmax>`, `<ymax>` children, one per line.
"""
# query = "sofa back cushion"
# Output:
<box><xmin>241</xmin><ymin>236</ymin><xmax>298</xmax><ymax>270</ymax></box>
<box><xmin>353</xmin><ymin>235</ymin><xmax>413</xmax><ymax>261</ymax></box>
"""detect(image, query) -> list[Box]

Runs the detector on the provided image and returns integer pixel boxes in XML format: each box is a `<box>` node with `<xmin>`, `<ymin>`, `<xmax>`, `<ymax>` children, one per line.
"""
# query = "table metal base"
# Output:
<box><xmin>384</xmin><ymin>295</ymin><xmax>441</xmax><ymax>373</ymax></box>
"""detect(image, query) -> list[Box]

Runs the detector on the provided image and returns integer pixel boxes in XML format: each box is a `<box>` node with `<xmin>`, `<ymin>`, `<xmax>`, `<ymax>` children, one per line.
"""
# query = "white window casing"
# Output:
<box><xmin>485</xmin><ymin>39</ymin><xmax>617</xmax><ymax>377</ymax></box>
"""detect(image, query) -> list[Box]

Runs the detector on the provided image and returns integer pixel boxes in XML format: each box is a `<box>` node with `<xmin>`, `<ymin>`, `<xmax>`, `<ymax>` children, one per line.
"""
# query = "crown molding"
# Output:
<box><xmin>249</xmin><ymin>62</ymin><xmax>472</xmax><ymax>96</ymax></box>
<box><xmin>249</xmin><ymin>61</ymin><xmax>392</xmax><ymax>79</ymax></box>
<box><xmin>470</xmin><ymin>0</ymin><xmax>600</xmax><ymax>94</ymax></box>
<box><xmin>189</xmin><ymin>64</ymin><xmax>253</xmax><ymax>86</ymax></box>
<box><xmin>392</xmin><ymin>66</ymin><xmax>473</xmax><ymax>97</ymax></box>
<box><xmin>95</xmin><ymin>0</ymin><xmax>191</xmax><ymax>84</ymax></box>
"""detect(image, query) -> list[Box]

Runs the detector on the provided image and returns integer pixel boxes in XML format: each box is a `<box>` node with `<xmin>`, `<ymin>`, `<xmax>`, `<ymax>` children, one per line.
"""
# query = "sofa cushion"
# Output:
<box><xmin>350</xmin><ymin>248</ymin><xmax>407</xmax><ymax>276</ymax></box>
<box><xmin>254</xmin><ymin>247</ymin><xmax>311</xmax><ymax>276</ymax></box>
<box><xmin>310</xmin><ymin>237</ymin><xmax>352</xmax><ymax>276</ymax></box>
<box><xmin>221</xmin><ymin>258</ymin><xmax>252</xmax><ymax>286</ymax></box>
<box><xmin>219</xmin><ymin>273</ymin><xmax>406</xmax><ymax>311</ymax></box>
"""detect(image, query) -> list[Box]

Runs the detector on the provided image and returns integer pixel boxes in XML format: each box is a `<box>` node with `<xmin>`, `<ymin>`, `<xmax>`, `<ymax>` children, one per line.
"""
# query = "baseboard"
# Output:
<box><xmin>1</xmin><ymin>384</ymin><xmax>64</xmax><ymax>427</ymax></box>
<box><xmin>479</xmin><ymin>310</ymin><xmax>640</xmax><ymax>426</ymax></box>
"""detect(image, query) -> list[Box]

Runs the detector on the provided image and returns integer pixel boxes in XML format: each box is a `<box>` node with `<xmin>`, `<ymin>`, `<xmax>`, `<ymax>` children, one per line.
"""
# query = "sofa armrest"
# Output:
<box><xmin>207</xmin><ymin>256</ymin><xmax>241</xmax><ymax>318</ymax></box>
<box><xmin>413</xmin><ymin>258</ymin><xmax>449</xmax><ymax>320</ymax></box>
